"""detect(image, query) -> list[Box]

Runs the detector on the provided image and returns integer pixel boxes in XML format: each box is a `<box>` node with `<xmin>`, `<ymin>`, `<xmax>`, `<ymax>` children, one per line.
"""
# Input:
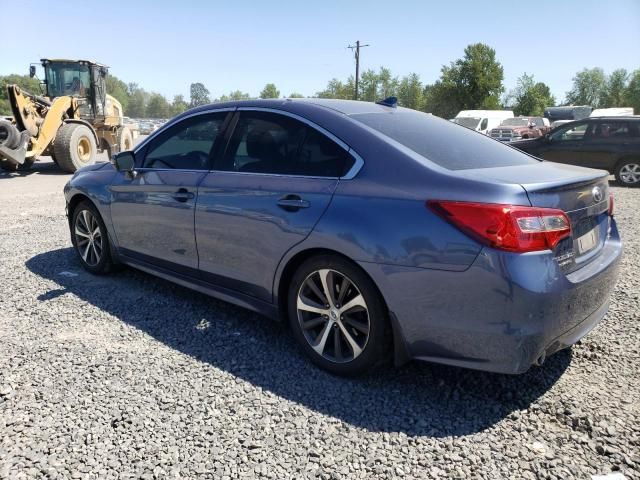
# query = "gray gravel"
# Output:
<box><xmin>1</xmin><ymin>160</ymin><xmax>639</xmax><ymax>480</ymax></box>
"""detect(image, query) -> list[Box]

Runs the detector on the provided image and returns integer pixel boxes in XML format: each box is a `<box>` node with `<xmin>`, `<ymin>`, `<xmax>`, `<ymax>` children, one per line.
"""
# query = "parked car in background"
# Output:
<box><xmin>544</xmin><ymin>105</ymin><xmax>592</xmax><ymax>123</ymax></box>
<box><xmin>138</xmin><ymin>122</ymin><xmax>157</xmax><ymax>135</ymax></box>
<box><xmin>590</xmin><ymin>107</ymin><xmax>635</xmax><ymax>117</ymax></box>
<box><xmin>64</xmin><ymin>98</ymin><xmax>621</xmax><ymax>376</ymax></box>
<box><xmin>489</xmin><ymin>116</ymin><xmax>551</xmax><ymax>142</ymax></box>
<box><xmin>451</xmin><ymin>109</ymin><xmax>513</xmax><ymax>134</ymax></box>
<box><xmin>511</xmin><ymin>116</ymin><xmax>640</xmax><ymax>186</ymax></box>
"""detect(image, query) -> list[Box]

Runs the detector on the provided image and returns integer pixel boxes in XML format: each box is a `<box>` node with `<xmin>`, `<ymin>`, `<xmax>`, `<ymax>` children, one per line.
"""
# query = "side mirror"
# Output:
<box><xmin>112</xmin><ymin>151</ymin><xmax>135</xmax><ymax>173</ymax></box>
<box><xmin>29</xmin><ymin>66</ymin><xmax>36</xmax><ymax>78</ymax></box>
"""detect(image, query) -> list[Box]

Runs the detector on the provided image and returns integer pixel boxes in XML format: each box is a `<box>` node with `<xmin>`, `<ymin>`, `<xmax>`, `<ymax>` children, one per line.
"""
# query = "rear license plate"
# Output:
<box><xmin>577</xmin><ymin>228</ymin><xmax>597</xmax><ymax>254</ymax></box>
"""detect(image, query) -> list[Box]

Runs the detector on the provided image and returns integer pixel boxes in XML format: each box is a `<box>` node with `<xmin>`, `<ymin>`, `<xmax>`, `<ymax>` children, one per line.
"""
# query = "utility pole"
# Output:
<box><xmin>348</xmin><ymin>40</ymin><xmax>369</xmax><ymax>100</ymax></box>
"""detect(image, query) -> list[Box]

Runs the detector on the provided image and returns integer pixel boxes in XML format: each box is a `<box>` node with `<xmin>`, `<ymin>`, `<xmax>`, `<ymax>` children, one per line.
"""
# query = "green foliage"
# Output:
<box><xmin>565</xmin><ymin>68</ymin><xmax>607</xmax><ymax>107</ymax></box>
<box><xmin>316</xmin><ymin>77</ymin><xmax>354</xmax><ymax>99</ymax></box>
<box><xmin>146</xmin><ymin>93</ymin><xmax>171</xmax><ymax>118</ymax></box>
<box><xmin>127</xmin><ymin>84</ymin><xmax>147</xmax><ymax>118</ymax></box>
<box><xmin>624</xmin><ymin>70</ymin><xmax>640</xmax><ymax>114</ymax></box>
<box><xmin>105</xmin><ymin>74</ymin><xmax>129</xmax><ymax>112</ymax></box>
<box><xmin>171</xmin><ymin>94</ymin><xmax>189</xmax><ymax>117</ymax></box>
<box><xmin>423</xmin><ymin>43</ymin><xmax>504</xmax><ymax>118</ymax></box>
<box><xmin>603</xmin><ymin>69</ymin><xmax>629</xmax><ymax>108</ymax></box>
<box><xmin>288</xmin><ymin>92</ymin><xmax>305</xmax><ymax>98</ymax></box>
<box><xmin>259</xmin><ymin>83</ymin><xmax>280</xmax><ymax>99</ymax></box>
<box><xmin>359</xmin><ymin>67</ymin><xmax>399</xmax><ymax>102</ymax></box>
<box><xmin>397</xmin><ymin>73</ymin><xmax>423</xmax><ymax>110</ymax></box>
<box><xmin>0</xmin><ymin>74</ymin><xmax>42</xmax><ymax>115</ymax></box>
<box><xmin>216</xmin><ymin>90</ymin><xmax>251</xmax><ymax>102</ymax></box>
<box><xmin>190</xmin><ymin>82</ymin><xmax>210</xmax><ymax>107</ymax></box>
<box><xmin>507</xmin><ymin>73</ymin><xmax>555</xmax><ymax>116</ymax></box>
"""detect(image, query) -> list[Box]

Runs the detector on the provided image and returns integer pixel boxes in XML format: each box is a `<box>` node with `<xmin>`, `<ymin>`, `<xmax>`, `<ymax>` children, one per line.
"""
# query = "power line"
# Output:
<box><xmin>348</xmin><ymin>40</ymin><xmax>370</xmax><ymax>101</ymax></box>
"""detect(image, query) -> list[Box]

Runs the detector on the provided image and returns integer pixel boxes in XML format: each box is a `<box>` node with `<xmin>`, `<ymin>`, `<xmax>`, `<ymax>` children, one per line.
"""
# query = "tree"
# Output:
<box><xmin>624</xmin><ymin>69</ymin><xmax>640</xmax><ymax>114</ymax></box>
<box><xmin>507</xmin><ymin>73</ymin><xmax>555</xmax><ymax>116</ymax></box>
<box><xmin>565</xmin><ymin>68</ymin><xmax>607</xmax><ymax>107</ymax></box>
<box><xmin>259</xmin><ymin>83</ymin><xmax>280</xmax><ymax>99</ymax></box>
<box><xmin>216</xmin><ymin>90</ymin><xmax>251</xmax><ymax>102</ymax></box>
<box><xmin>146</xmin><ymin>93</ymin><xmax>171</xmax><ymax>118</ymax></box>
<box><xmin>602</xmin><ymin>68</ymin><xmax>629</xmax><ymax>108</ymax></box>
<box><xmin>358</xmin><ymin>67</ymin><xmax>399</xmax><ymax>102</ymax></box>
<box><xmin>288</xmin><ymin>92</ymin><xmax>305</xmax><ymax>98</ymax></box>
<box><xmin>397</xmin><ymin>73</ymin><xmax>423</xmax><ymax>110</ymax></box>
<box><xmin>190</xmin><ymin>82</ymin><xmax>210</xmax><ymax>107</ymax></box>
<box><xmin>126</xmin><ymin>84</ymin><xmax>147</xmax><ymax>117</ymax></box>
<box><xmin>316</xmin><ymin>77</ymin><xmax>354</xmax><ymax>99</ymax></box>
<box><xmin>423</xmin><ymin>43</ymin><xmax>504</xmax><ymax>118</ymax></box>
<box><xmin>170</xmin><ymin>94</ymin><xmax>189</xmax><ymax>116</ymax></box>
<box><xmin>105</xmin><ymin>74</ymin><xmax>129</xmax><ymax>113</ymax></box>
<box><xmin>0</xmin><ymin>74</ymin><xmax>41</xmax><ymax>115</ymax></box>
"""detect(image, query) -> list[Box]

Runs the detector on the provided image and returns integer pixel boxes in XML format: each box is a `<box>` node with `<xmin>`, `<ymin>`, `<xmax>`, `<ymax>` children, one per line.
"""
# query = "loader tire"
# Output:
<box><xmin>117</xmin><ymin>126</ymin><xmax>134</xmax><ymax>153</ymax></box>
<box><xmin>0</xmin><ymin>119</ymin><xmax>20</xmax><ymax>149</ymax></box>
<box><xmin>53</xmin><ymin>123</ymin><xmax>97</xmax><ymax>173</ymax></box>
<box><xmin>0</xmin><ymin>161</ymin><xmax>18</xmax><ymax>172</ymax></box>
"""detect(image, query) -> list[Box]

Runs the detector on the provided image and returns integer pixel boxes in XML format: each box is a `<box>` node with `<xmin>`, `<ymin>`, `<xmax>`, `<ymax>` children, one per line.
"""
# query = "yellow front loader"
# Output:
<box><xmin>0</xmin><ymin>59</ymin><xmax>133</xmax><ymax>172</ymax></box>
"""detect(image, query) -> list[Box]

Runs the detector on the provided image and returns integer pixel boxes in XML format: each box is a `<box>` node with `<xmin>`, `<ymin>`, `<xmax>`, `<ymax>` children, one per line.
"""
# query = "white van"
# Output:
<box><xmin>452</xmin><ymin>110</ymin><xmax>514</xmax><ymax>134</ymax></box>
<box><xmin>589</xmin><ymin>107</ymin><xmax>635</xmax><ymax>117</ymax></box>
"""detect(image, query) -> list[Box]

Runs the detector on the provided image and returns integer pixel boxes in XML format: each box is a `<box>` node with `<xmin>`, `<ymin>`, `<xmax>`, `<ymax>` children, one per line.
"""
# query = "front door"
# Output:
<box><xmin>110</xmin><ymin>111</ymin><xmax>230</xmax><ymax>272</ymax></box>
<box><xmin>195</xmin><ymin>110</ymin><xmax>357</xmax><ymax>302</ymax></box>
<box><xmin>540</xmin><ymin>120</ymin><xmax>590</xmax><ymax>165</ymax></box>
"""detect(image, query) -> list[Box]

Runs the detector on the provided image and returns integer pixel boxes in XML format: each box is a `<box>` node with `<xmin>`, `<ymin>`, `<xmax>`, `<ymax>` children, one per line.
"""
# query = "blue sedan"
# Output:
<box><xmin>63</xmin><ymin>98</ymin><xmax>622</xmax><ymax>376</ymax></box>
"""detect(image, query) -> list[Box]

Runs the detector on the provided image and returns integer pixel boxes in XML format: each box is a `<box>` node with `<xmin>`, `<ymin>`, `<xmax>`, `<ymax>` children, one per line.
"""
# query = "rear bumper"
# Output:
<box><xmin>359</xmin><ymin>220</ymin><xmax>622</xmax><ymax>374</ymax></box>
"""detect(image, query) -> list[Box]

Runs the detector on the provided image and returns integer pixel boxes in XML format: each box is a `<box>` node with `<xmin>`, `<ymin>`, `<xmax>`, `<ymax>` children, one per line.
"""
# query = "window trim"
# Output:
<box><xmin>212</xmin><ymin>107</ymin><xmax>363</xmax><ymax>180</ymax></box>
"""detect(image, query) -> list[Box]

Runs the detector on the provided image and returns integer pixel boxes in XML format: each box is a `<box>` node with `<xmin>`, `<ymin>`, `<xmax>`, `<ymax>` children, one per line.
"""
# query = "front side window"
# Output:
<box><xmin>142</xmin><ymin>113</ymin><xmax>227</xmax><ymax>170</ymax></box>
<box><xmin>550</xmin><ymin>122</ymin><xmax>589</xmax><ymax>142</ymax></box>
<box><xmin>217</xmin><ymin>111</ymin><xmax>354</xmax><ymax>177</ymax></box>
<box><xmin>45</xmin><ymin>62</ymin><xmax>91</xmax><ymax>98</ymax></box>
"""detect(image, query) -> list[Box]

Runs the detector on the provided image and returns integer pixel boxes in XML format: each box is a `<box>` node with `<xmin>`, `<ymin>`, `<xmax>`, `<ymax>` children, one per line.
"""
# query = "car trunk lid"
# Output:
<box><xmin>460</xmin><ymin>161</ymin><xmax>611</xmax><ymax>272</ymax></box>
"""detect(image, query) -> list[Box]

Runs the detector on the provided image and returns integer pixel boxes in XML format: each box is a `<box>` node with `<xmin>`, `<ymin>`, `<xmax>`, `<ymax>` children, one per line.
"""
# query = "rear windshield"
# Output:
<box><xmin>351</xmin><ymin>110</ymin><xmax>540</xmax><ymax>170</ymax></box>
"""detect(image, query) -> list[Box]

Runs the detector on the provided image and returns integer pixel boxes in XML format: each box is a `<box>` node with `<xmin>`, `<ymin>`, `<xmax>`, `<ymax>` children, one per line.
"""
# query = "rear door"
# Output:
<box><xmin>195</xmin><ymin>109</ymin><xmax>356</xmax><ymax>302</ymax></box>
<box><xmin>110</xmin><ymin>111</ymin><xmax>231</xmax><ymax>272</ymax></box>
<box><xmin>581</xmin><ymin>120</ymin><xmax>632</xmax><ymax>170</ymax></box>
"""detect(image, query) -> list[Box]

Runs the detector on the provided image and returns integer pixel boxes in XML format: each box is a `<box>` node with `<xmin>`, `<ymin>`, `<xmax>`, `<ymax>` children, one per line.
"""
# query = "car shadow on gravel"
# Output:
<box><xmin>26</xmin><ymin>247</ymin><xmax>571</xmax><ymax>438</ymax></box>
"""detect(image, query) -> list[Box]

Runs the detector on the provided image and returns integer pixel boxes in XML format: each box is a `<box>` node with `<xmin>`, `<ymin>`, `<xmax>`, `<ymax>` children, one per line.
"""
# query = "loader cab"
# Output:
<box><xmin>41</xmin><ymin>59</ymin><xmax>107</xmax><ymax>120</ymax></box>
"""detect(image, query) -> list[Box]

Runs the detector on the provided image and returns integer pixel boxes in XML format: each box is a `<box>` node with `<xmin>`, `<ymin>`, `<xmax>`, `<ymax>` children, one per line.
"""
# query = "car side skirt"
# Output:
<box><xmin>118</xmin><ymin>252</ymin><xmax>280</xmax><ymax>321</ymax></box>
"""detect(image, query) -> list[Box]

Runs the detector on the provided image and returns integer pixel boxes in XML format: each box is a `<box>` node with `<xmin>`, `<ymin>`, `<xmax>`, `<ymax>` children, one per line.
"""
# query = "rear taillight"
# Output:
<box><xmin>427</xmin><ymin>201</ymin><xmax>571</xmax><ymax>253</ymax></box>
<box><xmin>608</xmin><ymin>192</ymin><xmax>614</xmax><ymax>216</ymax></box>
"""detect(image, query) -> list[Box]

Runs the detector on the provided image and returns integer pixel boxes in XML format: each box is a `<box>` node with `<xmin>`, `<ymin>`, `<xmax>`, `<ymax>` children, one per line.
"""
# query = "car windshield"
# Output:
<box><xmin>501</xmin><ymin>118</ymin><xmax>530</xmax><ymax>126</ymax></box>
<box><xmin>352</xmin><ymin>109</ymin><xmax>540</xmax><ymax>170</ymax></box>
<box><xmin>452</xmin><ymin>117</ymin><xmax>481</xmax><ymax>129</ymax></box>
<box><xmin>44</xmin><ymin>62</ymin><xmax>91</xmax><ymax>98</ymax></box>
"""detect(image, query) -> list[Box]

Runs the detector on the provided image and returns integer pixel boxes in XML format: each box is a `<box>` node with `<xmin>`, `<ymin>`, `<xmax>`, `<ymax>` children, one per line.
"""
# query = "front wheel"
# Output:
<box><xmin>71</xmin><ymin>200</ymin><xmax>113</xmax><ymax>274</ymax></box>
<box><xmin>54</xmin><ymin>123</ymin><xmax>97</xmax><ymax>173</ymax></box>
<box><xmin>288</xmin><ymin>255</ymin><xmax>390</xmax><ymax>376</ymax></box>
<box><xmin>615</xmin><ymin>159</ymin><xmax>640</xmax><ymax>187</ymax></box>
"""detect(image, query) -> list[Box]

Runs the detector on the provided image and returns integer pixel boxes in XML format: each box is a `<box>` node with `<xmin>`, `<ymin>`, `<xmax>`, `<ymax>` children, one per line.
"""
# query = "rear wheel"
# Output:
<box><xmin>71</xmin><ymin>200</ymin><xmax>113</xmax><ymax>274</ymax></box>
<box><xmin>288</xmin><ymin>255</ymin><xmax>390</xmax><ymax>376</ymax></box>
<box><xmin>0</xmin><ymin>119</ymin><xmax>20</xmax><ymax>149</ymax></box>
<box><xmin>54</xmin><ymin>123</ymin><xmax>97</xmax><ymax>173</ymax></box>
<box><xmin>615</xmin><ymin>159</ymin><xmax>640</xmax><ymax>187</ymax></box>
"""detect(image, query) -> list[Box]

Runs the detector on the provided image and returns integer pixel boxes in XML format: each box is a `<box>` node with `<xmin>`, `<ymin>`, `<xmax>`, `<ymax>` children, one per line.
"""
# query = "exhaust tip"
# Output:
<box><xmin>534</xmin><ymin>351</ymin><xmax>547</xmax><ymax>367</ymax></box>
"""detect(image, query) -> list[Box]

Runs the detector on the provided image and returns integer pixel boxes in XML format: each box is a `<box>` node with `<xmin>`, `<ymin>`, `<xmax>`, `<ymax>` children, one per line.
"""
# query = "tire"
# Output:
<box><xmin>0</xmin><ymin>161</ymin><xmax>18</xmax><ymax>172</ymax></box>
<box><xmin>53</xmin><ymin>123</ymin><xmax>97</xmax><ymax>173</ymax></box>
<box><xmin>0</xmin><ymin>119</ymin><xmax>20</xmax><ymax>149</ymax></box>
<box><xmin>287</xmin><ymin>254</ymin><xmax>390</xmax><ymax>376</ymax></box>
<box><xmin>117</xmin><ymin>126</ymin><xmax>134</xmax><ymax>154</ymax></box>
<box><xmin>614</xmin><ymin>158</ymin><xmax>640</xmax><ymax>187</ymax></box>
<box><xmin>70</xmin><ymin>200</ymin><xmax>113</xmax><ymax>274</ymax></box>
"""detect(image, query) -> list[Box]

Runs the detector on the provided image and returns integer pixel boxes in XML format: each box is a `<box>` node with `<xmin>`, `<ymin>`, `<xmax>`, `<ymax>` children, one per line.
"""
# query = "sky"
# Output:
<box><xmin>1</xmin><ymin>0</ymin><xmax>639</xmax><ymax>103</ymax></box>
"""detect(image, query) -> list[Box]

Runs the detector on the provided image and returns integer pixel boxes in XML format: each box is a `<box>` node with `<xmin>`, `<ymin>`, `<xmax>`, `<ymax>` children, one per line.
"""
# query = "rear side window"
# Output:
<box><xmin>217</xmin><ymin>111</ymin><xmax>354</xmax><ymax>177</ymax></box>
<box><xmin>352</xmin><ymin>110</ymin><xmax>540</xmax><ymax>170</ymax></box>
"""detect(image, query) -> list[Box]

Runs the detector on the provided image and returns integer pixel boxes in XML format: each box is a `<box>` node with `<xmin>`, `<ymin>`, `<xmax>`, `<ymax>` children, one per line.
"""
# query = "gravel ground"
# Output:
<box><xmin>1</xmin><ymin>160</ymin><xmax>639</xmax><ymax>480</ymax></box>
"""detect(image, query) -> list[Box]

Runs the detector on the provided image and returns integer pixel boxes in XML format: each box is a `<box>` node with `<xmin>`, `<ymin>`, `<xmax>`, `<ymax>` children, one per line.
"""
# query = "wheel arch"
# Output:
<box><xmin>274</xmin><ymin>246</ymin><xmax>411</xmax><ymax>366</ymax></box>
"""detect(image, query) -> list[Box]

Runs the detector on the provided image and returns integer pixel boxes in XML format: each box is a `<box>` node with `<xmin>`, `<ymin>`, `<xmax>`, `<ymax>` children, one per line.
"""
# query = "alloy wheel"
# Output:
<box><xmin>619</xmin><ymin>163</ymin><xmax>640</xmax><ymax>184</ymax></box>
<box><xmin>74</xmin><ymin>209</ymin><xmax>103</xmax><ymax>266</ymax></box>
<box><xmin>296</xmin><ymin>269</ymin><xmax>370</xmax><ymax>363</ymax></box>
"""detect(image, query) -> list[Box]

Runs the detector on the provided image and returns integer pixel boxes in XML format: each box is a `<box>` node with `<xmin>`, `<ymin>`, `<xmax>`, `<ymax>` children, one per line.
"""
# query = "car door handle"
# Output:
<box><xmin>277</xmin><ymin>194</ymin><xmax>310</xmax><ymax>211</ymax></box>
<box><xmin>172</xmin><ymin>188</ymin><xmax>195</xmax><ymax>202</ymax></box>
